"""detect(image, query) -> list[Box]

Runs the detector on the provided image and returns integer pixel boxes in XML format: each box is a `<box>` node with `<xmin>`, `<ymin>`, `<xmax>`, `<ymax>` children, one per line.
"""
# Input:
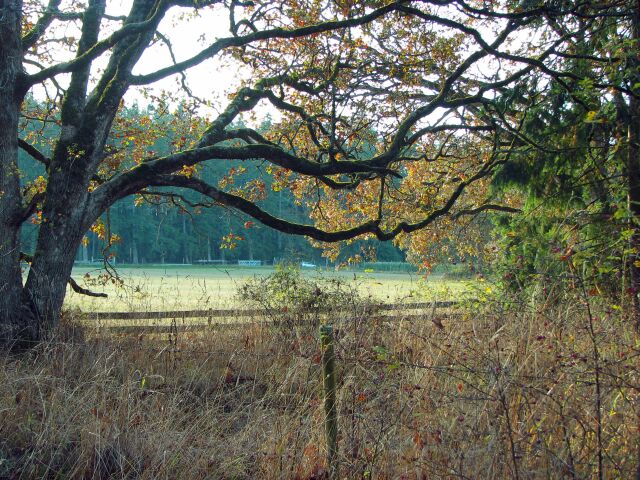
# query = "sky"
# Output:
<box><xmin>122</xmin><ymin>2</ymin><xmax>247</xmax><ymax>115</ymax></box>
<box><xmin>28</xmin><ymin>1</ymin><xmax>266</xmax><ymax>121</ymax></box>
<box><xmin>24</xmin><ymin>0</ymin><xmax>533</xmax><ymax>131</ymax></box>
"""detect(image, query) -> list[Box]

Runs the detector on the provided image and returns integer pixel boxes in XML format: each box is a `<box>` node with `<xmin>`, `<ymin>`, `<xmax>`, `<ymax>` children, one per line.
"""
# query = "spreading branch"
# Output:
<box><xmin>68</xmin><ymin>277</ymin><xmax>108</xmax><ymax>298</ymax></box>
<box><xmin>139</xmin><ymin>164</ymin><xmax>515</xmax><ymax>244</ymax></box>
<box><xmin>129</xmin><ymin>1</ymin><xmax>407</xmax><ymax>85</ymax></box>
<box><xmin>25</xmin><ymin>1</ymin><xmax>168</xmax><ymax>86</ymax></box>
<box><xmin>21</xmin><ymin>0</ymin><xmax>62</xmax><ymax>51</ymax></box>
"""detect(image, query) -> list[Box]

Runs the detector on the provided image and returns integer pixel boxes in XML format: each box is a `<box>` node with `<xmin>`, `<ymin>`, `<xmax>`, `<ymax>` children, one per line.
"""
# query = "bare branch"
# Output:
<box><xmin>21</xmin><ymin>0</ymin><xmax>62</xmax><ymax>51</ymax></box>
<box><xmin>18</xmin><ymin>138</ymin><xmax>50</xmax><ymax>168</ymax></box>
<box><xmin>19</xmin><ymin>253</ymin><xmax>107</xmax><ymax>297</ymax></box>
<box><xmin>68</xmin><ymin>277</ymin><xmax>108</xmax><ymax>298</ymax></box>
<box><xmin>129</xmin><ymin>1</ymin><xmax>407</xmax><ymax>85</ymax></box>
<box><xmin>146</xmin><ymin>174</ymin><xmax>382</xmax><ymax>242</ymax></box>
<box><xmin>25</xmin><ymin>1</ymin><xmax>168</xmax><ymax>86</ymax></box>
<box><xmin>453</xmin><ymin>203</ymin><xmax>521</xmax><ymax>218</ymax></box>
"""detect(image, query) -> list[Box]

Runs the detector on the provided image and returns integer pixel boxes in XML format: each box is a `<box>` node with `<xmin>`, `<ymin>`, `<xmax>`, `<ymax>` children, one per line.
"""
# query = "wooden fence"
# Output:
<box><xmin>78</xmin><ymin>301</ymin><xmax>463</xmax><ymax>335</ymax></box>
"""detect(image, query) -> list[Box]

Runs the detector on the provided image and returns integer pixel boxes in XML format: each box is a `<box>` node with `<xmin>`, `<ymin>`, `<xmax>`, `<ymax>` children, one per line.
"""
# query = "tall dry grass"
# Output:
<box><xmin>0</xmin><ymin>286</ymin><xmax>638</xmax><ymax>479</ymax></box>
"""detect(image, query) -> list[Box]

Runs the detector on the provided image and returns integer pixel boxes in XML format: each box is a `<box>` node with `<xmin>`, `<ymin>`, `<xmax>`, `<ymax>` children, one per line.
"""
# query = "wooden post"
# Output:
<box><xmin>320</xmin><ymin>324</ymin><xmax>338</xmax><ymax>479</ymax></box>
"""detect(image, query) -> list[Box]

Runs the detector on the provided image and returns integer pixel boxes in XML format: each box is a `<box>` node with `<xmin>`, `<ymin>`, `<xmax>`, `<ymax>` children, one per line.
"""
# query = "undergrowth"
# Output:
<box><xmin>0</xmin><ymin>277</ymin><xmax>638</xmax><ymax>479</ymax></box>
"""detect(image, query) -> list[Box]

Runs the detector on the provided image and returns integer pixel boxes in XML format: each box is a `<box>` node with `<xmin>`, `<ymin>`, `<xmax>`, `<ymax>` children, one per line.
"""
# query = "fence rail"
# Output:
<box><xmin>79</xmin><ymin>300</ymin><xmax>460</xmax><ymax>321</ymax></box>
<box><xmin>76</xmin><ymin>301</ymin><xmax>465</xmax><ymax>334</ymax></box>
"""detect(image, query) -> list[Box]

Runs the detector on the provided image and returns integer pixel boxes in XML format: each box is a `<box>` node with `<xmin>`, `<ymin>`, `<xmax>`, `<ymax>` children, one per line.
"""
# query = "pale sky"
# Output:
<box><xmin>28</xmin><ymin>1</ymin><xmax>264</xmax><ymax>120</ymax></box>
<box><xmin>25</xmin><ymin>0</ymin><xmax>532</xmax><ymax>130</ymax></box>
<box><xmin>123</xmin><ymin>3</ymin><xmax>249</xmax><ymax>115</ymax></box>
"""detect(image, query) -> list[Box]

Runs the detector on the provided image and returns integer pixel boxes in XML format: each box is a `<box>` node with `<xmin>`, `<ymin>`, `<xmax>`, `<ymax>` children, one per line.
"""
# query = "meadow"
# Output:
<box><xmin>2</xmin><ymin>264</ymin><xmax>635</xmax><ymax>479</ymax></box>
<box><xmin>1</xmin><ymin>276</ymin><xmax>637</xmax><ymax>479</ymax></box>
<box><xmin>63</xmin><ymin>264</ymin><xmax>476</xmax><ymax>312</ymax></box>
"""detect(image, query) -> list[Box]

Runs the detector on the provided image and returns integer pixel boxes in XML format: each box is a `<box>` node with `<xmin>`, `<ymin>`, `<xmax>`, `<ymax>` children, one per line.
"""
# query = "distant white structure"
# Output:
<box><xmin>238</xmin><ymin>260</ymin><xmax>262</xmax><ymax>266</ymax></box>
<box><xmin>301</xmin><ymin>262</ymin><xmax>316</xmax><ymax>268</ymax></box>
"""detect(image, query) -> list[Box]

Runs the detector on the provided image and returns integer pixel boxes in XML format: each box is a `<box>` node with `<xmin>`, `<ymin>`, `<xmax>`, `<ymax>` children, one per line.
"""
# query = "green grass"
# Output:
<box><xmin>64</xmin><ymin>264</ymin><xmax>476</xmax><ymax>312</ymax></box>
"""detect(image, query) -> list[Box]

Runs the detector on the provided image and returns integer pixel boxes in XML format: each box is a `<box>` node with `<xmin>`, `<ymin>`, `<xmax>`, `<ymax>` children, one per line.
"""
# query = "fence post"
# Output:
<box><xmin>320</xmin><ymin>324</ymin><xmax>338</xmax><ymax>479</ymax></box>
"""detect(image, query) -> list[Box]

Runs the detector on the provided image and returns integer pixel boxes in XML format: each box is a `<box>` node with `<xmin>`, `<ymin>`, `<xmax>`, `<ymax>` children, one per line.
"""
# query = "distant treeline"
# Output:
<box><xmin>19</xmin><ymin>100</ymin><xmax>406</xmax><ymax>266</ymax></box>
<box><xmin>64</xmin><ymin>195</ymin><xmax>405</xmax><ymax>266</ymax></box>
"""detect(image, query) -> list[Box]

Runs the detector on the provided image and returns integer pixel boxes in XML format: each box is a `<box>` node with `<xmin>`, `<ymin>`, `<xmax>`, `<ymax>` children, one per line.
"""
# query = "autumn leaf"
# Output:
<box><xmin>413</xmin><ymin>431</ymin><xmax>425</xmax><ymax>449</ymax></box>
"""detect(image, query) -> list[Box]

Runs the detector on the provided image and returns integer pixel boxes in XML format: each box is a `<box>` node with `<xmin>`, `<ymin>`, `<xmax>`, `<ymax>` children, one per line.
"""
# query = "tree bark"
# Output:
<box><xmin>16</xmin><ymin>0</ymin><xmax>162</xmax><ymax>340</ymax></box>
<box><xmin>132</xmin><ymin>240</ymin><xmax>139</xmax><ymax>264</ymax></box>
<box><xmin>0</xmin><ymin>0</ymin><xmax>36</xmax><ymax>346</ymax></box>
<box><xmin>22</xmin><ymin>167</ymin><xmax>92</xmax><ymax>336</ymax></box>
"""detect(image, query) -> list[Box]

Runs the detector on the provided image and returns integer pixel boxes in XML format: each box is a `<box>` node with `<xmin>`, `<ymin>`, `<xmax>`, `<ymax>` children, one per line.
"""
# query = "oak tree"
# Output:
<box><xmin>1</xmin><ymin>0</ymin><xmax>635</xmax><ymax>347</ymax></box>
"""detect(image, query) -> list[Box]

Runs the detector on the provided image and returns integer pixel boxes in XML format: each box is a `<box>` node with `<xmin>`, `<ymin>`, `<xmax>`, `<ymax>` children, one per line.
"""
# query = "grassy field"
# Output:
<box><xmin>64</xmin><ymin>264</ymin><xmax>476</xmax><ymax>312</ymax></box>
<box><xmin>2</xmin><ymin>287</ymin><xmax>637</xmax><ymax>478</ymax></box>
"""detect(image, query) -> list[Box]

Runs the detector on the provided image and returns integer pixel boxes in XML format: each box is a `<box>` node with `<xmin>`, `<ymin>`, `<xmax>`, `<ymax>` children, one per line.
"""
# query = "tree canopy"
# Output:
<box><xmin>1</xmin><ymin>0</ymin><xmax>639</xmax><ymax>346</ymax></box>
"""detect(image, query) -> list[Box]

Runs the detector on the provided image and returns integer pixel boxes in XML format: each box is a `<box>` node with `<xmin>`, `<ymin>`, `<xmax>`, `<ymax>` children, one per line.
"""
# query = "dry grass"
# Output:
<box><xmin>1</xmin><ymin>289</ymin><xmax>638</xmax><ymax>479</ymax></box>
<box><xmin>63</xmin><ymin>265</ymin><xmax>474</xmax><ymax>311</ymax></box>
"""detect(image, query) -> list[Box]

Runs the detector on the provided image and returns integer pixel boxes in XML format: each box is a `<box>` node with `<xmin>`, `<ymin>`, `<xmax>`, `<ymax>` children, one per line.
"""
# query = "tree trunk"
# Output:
<box><xmin>628</xmin><ymin>0</ymin><xmax>640</xmax><ymax>330</ymax></box>
<box><xmin>247</xmin><ymin>235</ymin><xmax>254</xmax><ymax>261</ymax></box>
<box><xmin>0</xmin><ymin>128</ymin><xmax>29</xmax><ymax>344</ymax></box>
<box><xmin>22</xmin><ymin>168</ymin><xmax>92</xmax><ymax>337</ymax></box>
<box><xmin>182</xmin><ymin>214</ymin><xmax>190</xmax><ymax>264</ymax></box>
<box><xmin>0</xmin><ymin>0</ymin><xmax>73</xmax><ymax>347</ymax></box>
<box><xmin>22</xmin><ymin>236</ymin><xmax>81</xmax><ymax>337</ymax></box>
<box><xmin>0</xmin><ymin>0</ymin><xmax>36</xmax><ymax>346</ymax></box>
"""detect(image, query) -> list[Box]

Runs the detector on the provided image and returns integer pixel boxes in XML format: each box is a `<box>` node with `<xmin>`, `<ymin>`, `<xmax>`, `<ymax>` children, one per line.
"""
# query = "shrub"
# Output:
<box><xmin>237</xmin><ymin>263</ymin><xmax>375</xmax><ymax>326</ymax></box>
